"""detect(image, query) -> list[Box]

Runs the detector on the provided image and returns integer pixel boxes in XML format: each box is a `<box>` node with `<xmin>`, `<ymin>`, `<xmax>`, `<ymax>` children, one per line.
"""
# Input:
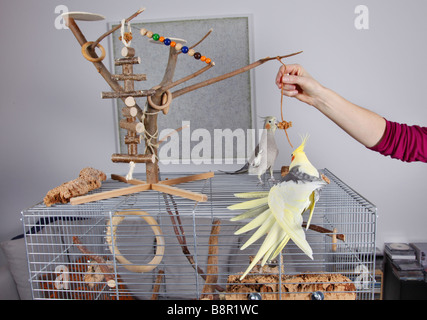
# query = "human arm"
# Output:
<box><xmin>275</xmin><ymin>64</ymin><xmax>386</xmax><ymax>148</ymax></box>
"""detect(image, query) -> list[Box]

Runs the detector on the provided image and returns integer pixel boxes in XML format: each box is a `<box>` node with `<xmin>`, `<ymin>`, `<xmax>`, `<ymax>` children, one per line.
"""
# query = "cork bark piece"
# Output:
<box><xmin>43</xmin><ymin>167</ymin><xmax>106</xmax><ymax>207</ymax></box>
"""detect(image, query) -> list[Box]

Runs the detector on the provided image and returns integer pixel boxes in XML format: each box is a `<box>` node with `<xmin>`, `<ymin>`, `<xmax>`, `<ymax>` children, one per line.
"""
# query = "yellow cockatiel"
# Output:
<box><xmin>228</xmin><ymin>136</ymin><xmax>327</xmax><ymax>279</ymax></box>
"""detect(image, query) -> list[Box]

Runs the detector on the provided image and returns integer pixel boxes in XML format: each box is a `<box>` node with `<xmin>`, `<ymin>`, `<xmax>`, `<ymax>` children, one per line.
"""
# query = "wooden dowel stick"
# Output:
<box><xmin>157</xmin><ymin>172</ymin><xmax>214</xmax><ymax>186</ymax></box>
<box><xmin>152</xmin><ymin>184</ymin><xmax>208</xmax><ymax>202</ymax></box>
<box><xmin>111</xmin><ymin>174</ymin><xmax>146</xmax><ymax>185</ymax></box>
<box><xmin>70</xmin><ymin>184</ymin><xmax>151</xmax><ymax>205</ymax></box>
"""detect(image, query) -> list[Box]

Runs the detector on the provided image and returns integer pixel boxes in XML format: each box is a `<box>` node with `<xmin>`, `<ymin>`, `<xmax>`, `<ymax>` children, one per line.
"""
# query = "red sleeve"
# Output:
<box><xmin>368</xmin><ymin>119</ymin><xmax>427</xmax><ymax>163</ymax></box>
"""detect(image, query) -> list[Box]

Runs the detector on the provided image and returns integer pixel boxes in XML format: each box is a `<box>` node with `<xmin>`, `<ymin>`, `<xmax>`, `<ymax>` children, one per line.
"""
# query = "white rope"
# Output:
<box><xmin>139</xmin><ymin>101</ymin><xmax>160</xmax><ymax>161</ymax></box>
<box><xmin>120</xmin><ymin>19</ymin><xmax>132</xmax><ymax>47</ymax></box>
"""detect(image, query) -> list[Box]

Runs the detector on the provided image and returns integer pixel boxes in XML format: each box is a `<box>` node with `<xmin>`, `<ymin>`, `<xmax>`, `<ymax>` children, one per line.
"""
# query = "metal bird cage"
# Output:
<box><xmin>21</xmin><ymin>169</ymin><xmax>377</xmax><ymax>300</ymax></box>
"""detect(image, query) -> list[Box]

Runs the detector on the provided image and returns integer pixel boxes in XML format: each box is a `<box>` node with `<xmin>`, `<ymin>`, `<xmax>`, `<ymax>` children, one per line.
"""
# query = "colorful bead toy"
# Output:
<box><xmin>139</xmin><ymin>28</ymin><xmax>214</xmax><ymax>65</ymax></box>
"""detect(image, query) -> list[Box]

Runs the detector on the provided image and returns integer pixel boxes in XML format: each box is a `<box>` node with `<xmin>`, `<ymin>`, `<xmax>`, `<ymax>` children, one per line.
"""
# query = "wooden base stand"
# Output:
<box><xmin>70</xmin><ymin>172</ymin><xmax>214</xmax><ymax>205</ymax></box>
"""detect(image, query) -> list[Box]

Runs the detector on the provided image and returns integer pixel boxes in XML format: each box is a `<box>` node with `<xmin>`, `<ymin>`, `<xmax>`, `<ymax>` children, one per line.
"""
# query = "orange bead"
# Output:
<box><xmin>170</xmin><ymin>41</ymin><xmax>176</xmax><ymax>47</ymax></box>
<box><xmin>159</xmin><ymin>36</ymin><xmax>165</xmax><ymax>42</ymax></box>
<box><xmin>205</xmin><ymin>58</ymin><xmax>211</xmax><ymax>64</ymax></box>
<box><xmin>200</xmin><ymin>56</ymin><xmax>206</xmax><ymax>61</ymax></box>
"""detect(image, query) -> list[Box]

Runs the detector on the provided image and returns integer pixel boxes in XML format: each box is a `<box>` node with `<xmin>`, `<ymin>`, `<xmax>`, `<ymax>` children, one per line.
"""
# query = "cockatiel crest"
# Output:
<box><xmin>228</xmin><ymin>135</ymin><xmax>327</xmax><ymax>279</ymax></box>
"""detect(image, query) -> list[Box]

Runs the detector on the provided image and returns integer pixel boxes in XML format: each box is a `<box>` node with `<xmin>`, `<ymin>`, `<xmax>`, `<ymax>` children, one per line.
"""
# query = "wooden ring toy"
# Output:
<box><xmin>147</xmin><ymin>86</ymin><xmax>172</xmax><ymax>115</ymax></box>
<box><xmin>106</xmin><ymin>210</ymin><xmax>165</xmax><ymax>273</ymax></box>
<box><xmin>81</xmin><ymin>41</ymin><xmax>106</xmax><ymax>63</ymax></box>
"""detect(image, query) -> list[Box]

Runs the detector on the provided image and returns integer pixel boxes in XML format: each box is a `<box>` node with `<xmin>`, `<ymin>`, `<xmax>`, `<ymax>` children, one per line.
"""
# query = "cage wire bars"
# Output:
<box><xmin>21</xmin><ymin>169</ymin><xmax>377</xmax><ymax>300</ymax></box>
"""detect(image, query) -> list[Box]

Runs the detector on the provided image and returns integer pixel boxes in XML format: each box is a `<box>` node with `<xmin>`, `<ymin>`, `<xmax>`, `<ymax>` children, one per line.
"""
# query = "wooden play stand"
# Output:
<box><xmin>63</xmin><ymin>8</ymin><xmax>302</xmax><ymax>204</ymax></box>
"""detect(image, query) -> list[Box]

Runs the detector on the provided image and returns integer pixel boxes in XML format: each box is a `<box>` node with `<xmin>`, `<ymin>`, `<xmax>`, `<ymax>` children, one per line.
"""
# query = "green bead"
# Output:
<box><xmin>152</xmin><ymin>33</ymin><xmax>160</xmax><ymax>41</ymax></box>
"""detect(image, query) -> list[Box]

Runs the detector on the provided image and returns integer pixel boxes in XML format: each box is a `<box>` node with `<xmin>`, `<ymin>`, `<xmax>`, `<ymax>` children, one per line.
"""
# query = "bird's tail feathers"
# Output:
<box><xmin>218</xmin><ymin>162</ymin><xmax>249</xmax><ymax>175</ymax></box>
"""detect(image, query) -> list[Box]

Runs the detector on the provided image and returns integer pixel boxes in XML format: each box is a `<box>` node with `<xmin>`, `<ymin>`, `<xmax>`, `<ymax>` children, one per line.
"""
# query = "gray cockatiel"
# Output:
<box><xmin>222</xmin><ymin>116</ymin><xmax>279</xmax><ymax>184</ymax></box>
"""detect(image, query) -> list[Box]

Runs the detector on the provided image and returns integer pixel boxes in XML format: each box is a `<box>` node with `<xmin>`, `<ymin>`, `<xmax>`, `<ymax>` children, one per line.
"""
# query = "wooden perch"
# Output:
<box><xmin>172</xmin><ymin>52</ymin><xmax>303</xmax><ymax>98</ymax></box>
<box><xmin>114</xmin><ymin>57</ymin><xmax>141</xmax><ymax>66</ymax></box>
<box><xmin>112</xmin><ymin>74</ymin><xmax>147</xmax><ymax>81</ymax></box>
<box><xmin>200</xmin><ymin>219</ymin><xmax>221</xmax><ymax>300</ymax></box>
<box><xmin>302</xmin><ymin>223</ymin><xmax>345</xmax><ymax>242</ymax></box>
<box><xmin>151</xmin><ymin>270</ymin><xmax>165</xmax><ymax>300</ymax></box>
<box><xmin>73</xmin><ymin>236</ymin><xmax>116</xmax><ymax>288</ymax></box>
<box><xmin>160</xmin><ymin>63</ymin><xmax>214</xmax><ymax>92</ymax></box>
<box><xmin>111</xmin><ymin>153</ymin><xmax>156</xmax><ymax>163</ymax></box>
<box><xmin>119</xmin><ymin>118</ymin><xmax>144</xmax><ymax>133</ymax></box>
<box><xmin>152</xmin><ymin>184</ymin><xmax>208</xmax><ymax>202</ymax></box>
<box><xmin>101</xmin><ymin>89</ymin><xmax>155</xmax><ymax>99</ymax></box>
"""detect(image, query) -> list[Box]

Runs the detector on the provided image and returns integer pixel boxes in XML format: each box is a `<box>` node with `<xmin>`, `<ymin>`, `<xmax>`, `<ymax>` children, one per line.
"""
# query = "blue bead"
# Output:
<box><xmin>181</xmin><ymin>46</ymin><xmax>189</xmax><ymax>54</ymax></box>
<box><xmin>164</xmin><ymin>38</ymin><xmax>171</xmax><ymax>46</ymax></box>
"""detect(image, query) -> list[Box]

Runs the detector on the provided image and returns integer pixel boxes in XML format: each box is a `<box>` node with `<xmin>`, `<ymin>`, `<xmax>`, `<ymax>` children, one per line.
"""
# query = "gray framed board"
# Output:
<box><xmin>110</xmin><ymin>15</ymin><xmax>255</xmax><ymax>164</ymax></box>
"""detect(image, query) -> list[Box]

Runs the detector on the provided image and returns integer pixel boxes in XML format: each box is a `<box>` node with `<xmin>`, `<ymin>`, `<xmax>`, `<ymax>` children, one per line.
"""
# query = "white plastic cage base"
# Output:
<box><xmin>21</xmin><ymin>169</ymin><xmax>377</xmax><ymax>300</ymax></box>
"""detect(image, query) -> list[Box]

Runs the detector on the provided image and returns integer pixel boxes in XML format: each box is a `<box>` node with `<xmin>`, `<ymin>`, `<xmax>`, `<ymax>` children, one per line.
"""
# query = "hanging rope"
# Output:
<box><xmin>120</xmin><ymin>18</ymin><xmax>133</xmax><ymax>47</ymax></box>
<box><xmin>276</xmin><ymin>57</ymin><xmax>293</xmax><ymax>148</ymax></box>
<box><xmin>139</xmin><ymin>101</ymin><xmax>160</xmax><ymax>162</ymax></box>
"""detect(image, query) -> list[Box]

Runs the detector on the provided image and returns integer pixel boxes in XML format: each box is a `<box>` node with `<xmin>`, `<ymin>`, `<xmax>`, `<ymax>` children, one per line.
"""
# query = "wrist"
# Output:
<box><xmin>310</xmin><ymin>84</ymin><xmax>331</xmax><ymax>109</ymax></box>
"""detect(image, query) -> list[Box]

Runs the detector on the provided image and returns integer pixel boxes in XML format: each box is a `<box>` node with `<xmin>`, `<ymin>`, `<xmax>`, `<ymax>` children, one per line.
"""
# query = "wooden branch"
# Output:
<box><xmin>172</xmin><ymin>51</ymin><xmax>303</xmax><ymax>98</ymax></box>
<box><xmin>151</xmin><ymin>270</ymin><xmax>165</xmax><ymax>300</ymax></box>
<box><xmin>302</xmin><ymin>223</ymin><xmax>345</xmax><ymax>242</ymax></box>
<box><xmin>200</xmin><ymin>219</ymin><xmax>221</xmax><ymax>300</ymax></box>
<box><xmin>189</xmin><ymin>28</ymin><xmax>213</xmax><ymax>50</ymax></box>
<box><xmin>92</xmin><ymin>8</ymin><xmax>145</xmax><ymax>48</ymax></box>
<box><xmin>162</xmin><ymin>194</ymin><xmax>225</xmax><ymax>293</ymax></box>
<box><xmin>160</xmin><ymin>63</ymin><xmax>214</xmax><ymax>92</ymax></box>
<box><xmin>145</xmin><ymin>47</ymin><xmax>180</xmax><ymax>184</ymax></box>
<box><xmin>72</xmin><ymin>236</ymin><xmax>116</xmax><ymax>288</ymax></box>
<box><xmin>65</xmin><ymin>17</ymin><xmax>145</xmax><ymax>120</ymax></box>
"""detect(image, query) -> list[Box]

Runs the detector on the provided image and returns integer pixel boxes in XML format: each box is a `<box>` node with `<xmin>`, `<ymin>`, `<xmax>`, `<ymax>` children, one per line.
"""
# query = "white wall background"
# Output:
<box><xmin>1</xmin><ymin>0</ymin><xmax>426</xmax><ymax>265</ymax></box>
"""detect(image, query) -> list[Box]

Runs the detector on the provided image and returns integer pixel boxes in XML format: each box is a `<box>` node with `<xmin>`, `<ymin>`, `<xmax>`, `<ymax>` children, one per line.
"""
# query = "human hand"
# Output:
<box><xmin>275</xmin><ymin>64</ymin><xmax>323</xmax><ymax>106</ymax></box>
